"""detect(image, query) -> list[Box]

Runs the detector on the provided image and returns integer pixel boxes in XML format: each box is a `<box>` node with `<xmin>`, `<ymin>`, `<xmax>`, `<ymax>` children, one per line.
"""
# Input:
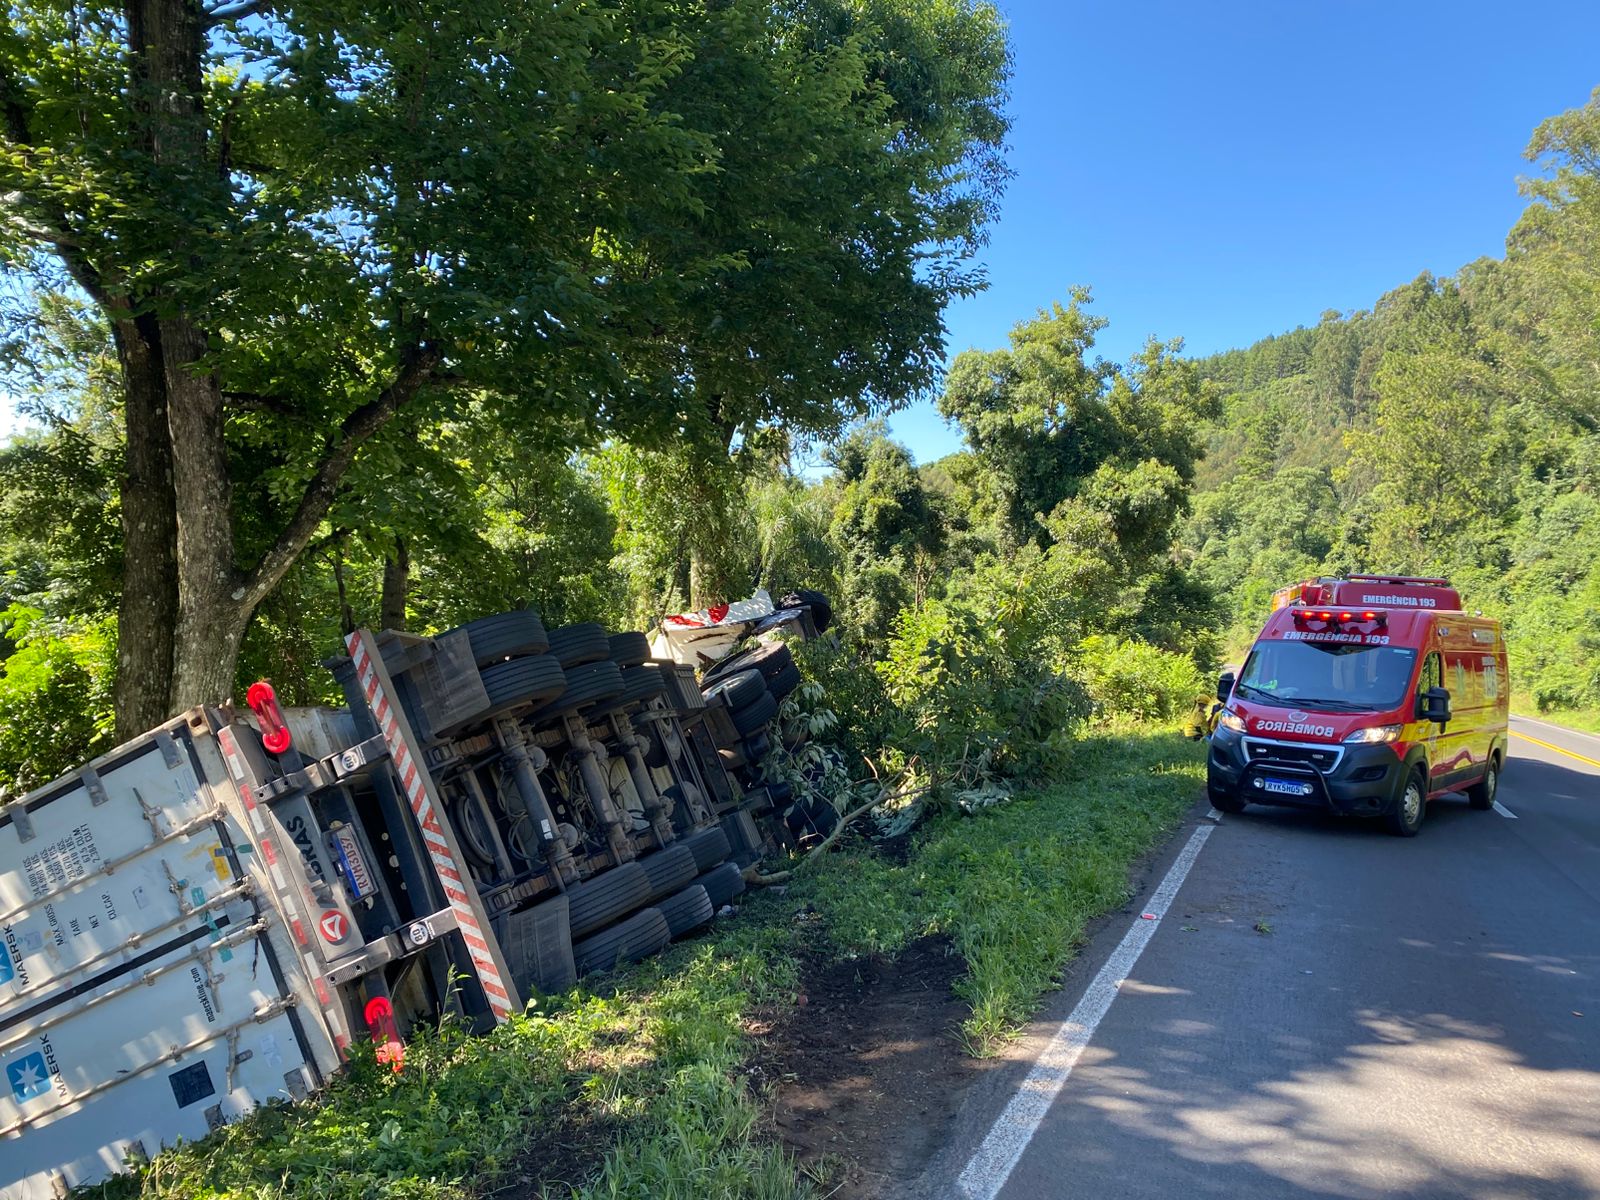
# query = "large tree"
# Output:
<box><xmin>1</xmin><ymin>0</ymin><xmax>1012</xmax><ymax>733</ymax></box>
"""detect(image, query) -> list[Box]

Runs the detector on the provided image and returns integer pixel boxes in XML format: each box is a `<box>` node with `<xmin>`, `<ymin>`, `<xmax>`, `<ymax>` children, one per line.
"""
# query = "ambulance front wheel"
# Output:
<box><xmin>1210</xmin><ymin>789</ymin><xmax>1247</xmax><ymax>814</ymax></box>
<box><xmin>1386</xmin><ymin>770</ymin><xmax>1426</xmax><ymax>837</ymax></box>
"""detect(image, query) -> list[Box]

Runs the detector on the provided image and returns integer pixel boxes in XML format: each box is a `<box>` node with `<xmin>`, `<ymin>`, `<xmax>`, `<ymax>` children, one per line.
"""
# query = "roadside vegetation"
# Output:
<box><xmin>91</xmin><ymin>723</ymin><xmax>1200</xmax><ymax>1200</ymax></box>
<box><xmin>1179</xmin><ymin>89</ymin><xmax>1600</xmax><ymax>719</ymax></box>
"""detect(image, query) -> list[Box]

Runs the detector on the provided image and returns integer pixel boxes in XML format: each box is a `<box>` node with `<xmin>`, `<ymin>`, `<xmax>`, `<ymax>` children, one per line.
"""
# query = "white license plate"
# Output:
<box><xmin>330</xmin><ymin>825</ymin><xmax>377</xmax><ymax>899</ymax></box>
<box><xmin>1263</xmin><ymin>777</ymin><xmax>1309</xmax><ymax>796</ymax></box>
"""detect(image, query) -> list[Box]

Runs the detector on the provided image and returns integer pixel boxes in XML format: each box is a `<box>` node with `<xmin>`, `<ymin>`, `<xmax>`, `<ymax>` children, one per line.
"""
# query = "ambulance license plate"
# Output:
<box><xmin>1263</xmin><ymin>777</ymin><xmax>1308</xmax><ymax>796</ymax></box>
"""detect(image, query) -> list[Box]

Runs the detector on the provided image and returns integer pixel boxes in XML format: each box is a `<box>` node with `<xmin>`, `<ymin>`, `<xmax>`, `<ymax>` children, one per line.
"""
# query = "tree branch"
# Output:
<box><xmin>241</xmin><ymin>345</ymin><xmax>441</xmax><ymax>610</ymax></box>
<box><xmin>222</xmin><ymin>390</ymin><xmax>296</xmax><ymax>416</ymax></box>
<box><xmin>204</xmin><ymin>0</ymin><xmax>271</xmax><ymax>24</ymax></box>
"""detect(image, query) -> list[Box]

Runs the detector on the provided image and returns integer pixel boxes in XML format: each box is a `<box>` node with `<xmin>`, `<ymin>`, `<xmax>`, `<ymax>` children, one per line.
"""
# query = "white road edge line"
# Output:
<box><xmin>1206</xmin><ymin>807</ymin><xmax>1223</xmax><ymax>822</ymax></box>
<box><xmin>952</xmin><ymin>822</ymin><xmax>1215</xmax><ymax>1200</ymax></box>
<box><xmin>1493</xmin><ymin>800</ymin><xmax>1518</xmax><ymax>820</ymax></box>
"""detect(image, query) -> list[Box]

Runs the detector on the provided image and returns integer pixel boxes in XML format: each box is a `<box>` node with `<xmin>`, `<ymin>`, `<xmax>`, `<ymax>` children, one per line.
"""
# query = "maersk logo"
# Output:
<box><xmin>7</xmin><ymin>1051</ymin><xmax>50</xmax><ymax>1104</ymax></box>
<box><xmin>1254</xmin><ymin>719</ymin><xmax>1335</xmax><ymax>738</ymax></box>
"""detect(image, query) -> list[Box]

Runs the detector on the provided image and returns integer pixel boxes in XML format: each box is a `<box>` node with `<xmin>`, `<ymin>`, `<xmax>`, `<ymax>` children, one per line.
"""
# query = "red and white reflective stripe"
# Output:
<box><xmin>345</xmin><ymin>633</ymin><xmax>513</xmax><ymax>1022</ymax></box>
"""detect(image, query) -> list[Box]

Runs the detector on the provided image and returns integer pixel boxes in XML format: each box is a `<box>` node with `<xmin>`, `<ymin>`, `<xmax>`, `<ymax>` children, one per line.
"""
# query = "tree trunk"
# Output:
<box><xmin>110</xmin><ymin>312</ymin><xmax>179</xmax><ymax>738</ymax></box>
<box><xmin>164</xmin><ymin>314</ymin><xmax>247</xmax><ymax>710</ymax></box>
<box><xmin>380</xmin><ymin>538</ymin><xmax>409</xmax><ymax>631</ymax></box>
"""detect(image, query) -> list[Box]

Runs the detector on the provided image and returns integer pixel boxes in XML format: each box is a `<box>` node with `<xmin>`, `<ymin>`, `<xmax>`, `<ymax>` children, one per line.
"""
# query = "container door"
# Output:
<box><xmin>1</xmin><ymin>721</ymin><xmax>320</xmax><ymax>1200</ymax></box>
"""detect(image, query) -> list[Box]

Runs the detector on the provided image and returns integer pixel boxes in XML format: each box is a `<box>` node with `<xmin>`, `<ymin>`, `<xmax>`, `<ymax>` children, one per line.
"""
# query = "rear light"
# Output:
<box><xmin>364</xmin><ymin>996</ymin><xmax>406</xmax><ymax>1072</ymax></box>
<box><xmin>245</xmin><ymin>680</ymin><xmax>293</xmax><ymax>755</ymax></box>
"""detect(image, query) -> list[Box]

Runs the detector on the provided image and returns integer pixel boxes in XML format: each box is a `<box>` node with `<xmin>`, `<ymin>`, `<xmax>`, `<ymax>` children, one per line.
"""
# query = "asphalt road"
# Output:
<box><xmin>941</xmin><ymin>715</ymin><xmax>1600</xmax><ymax>1200</ymax></box>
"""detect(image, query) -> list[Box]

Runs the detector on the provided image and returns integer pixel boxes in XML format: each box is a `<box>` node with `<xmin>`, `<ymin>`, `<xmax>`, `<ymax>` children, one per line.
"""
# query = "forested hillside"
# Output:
<box><xmin>1180</xmin><ymin>90</ymin><xmax>1600</xmax><ymax>715</ymax></box>
<box><xmin>4</xmin><ymin>38</ymin><xmax>1600</xmax><ymax>797</ymax></box>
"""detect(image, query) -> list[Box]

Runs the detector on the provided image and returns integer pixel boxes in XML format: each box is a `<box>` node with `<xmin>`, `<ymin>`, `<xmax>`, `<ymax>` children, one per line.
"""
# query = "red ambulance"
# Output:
<box><xmin>1207</xmin><ymin>575</ymin><xmax>1509</xmax><ymax>836</ymax></box>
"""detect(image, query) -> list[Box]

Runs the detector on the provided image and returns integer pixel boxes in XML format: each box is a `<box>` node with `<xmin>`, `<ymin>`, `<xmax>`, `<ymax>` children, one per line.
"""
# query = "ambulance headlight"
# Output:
<box><xmin>1343</xmin><ymin>724</ymin><xmax>1402</xmax><ymax>744</ymax></box>
<box><xmin>1217</xmin><ymin>709</ymin><xmax>1247</xmax><ymax>734</ymax></box>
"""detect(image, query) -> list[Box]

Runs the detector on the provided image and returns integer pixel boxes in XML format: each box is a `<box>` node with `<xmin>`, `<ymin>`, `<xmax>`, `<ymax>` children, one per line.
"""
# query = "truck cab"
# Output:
<box><xmin>1207</xmin><ymin>575</ymin><xmax>1510</xmax><ymax>836</ymax></box>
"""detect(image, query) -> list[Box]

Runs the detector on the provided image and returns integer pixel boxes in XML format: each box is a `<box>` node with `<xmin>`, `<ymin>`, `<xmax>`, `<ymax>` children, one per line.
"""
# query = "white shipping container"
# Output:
<box><xmin>1</xmin><ymin>718</ymin><xmax>330</xmax><ymax>1200</ymax></box>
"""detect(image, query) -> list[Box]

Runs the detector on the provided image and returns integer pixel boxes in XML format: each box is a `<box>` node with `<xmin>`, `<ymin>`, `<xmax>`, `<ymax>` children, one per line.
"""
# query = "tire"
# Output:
<box><xmin>622</xmin><ymin>663</ymin><xmax>670</xmax><ymax>704</ymax></box>
<box><xmin>702</xmin><ymin>669</ymin><xmax>766</xmax><ymax>710</ymax></box>
<box><xmin>696</xmin><ymin>861</ymin><xmax>746</xmax><ymax>908</ymax></box>
<box><xmin>780</xmin><ymin>588</ymin><xmax>832</xmax><ymax>633</ymax></box>
<box><xmin>573</xmin><ymin>907</ymin><xmax>671</xmax><ymax>976</ymax></box>
<box><xmin>1211</xmin><ymin>792</ymin><xmax>1247</xmax><ymax>814</ymax></box>
<box><xmin>740</xmin><ymin>731</ymin><xmax>772</xmax><ymax>763</ymax></box>
<box><xmin>499</xmin><ymin>894</ymin><xmax>576</xmax><ymax>993</ymax></box>
<box><xmin>566</xmin><ymin>863</ymin><xmax>652</xmax><ymax>938</ymax></box>
<box><xmin>530</xmin><ymin>660</ymin><xmax>624</xmax><ymax>719</ymax></box>
<box><xmin>706</xmin><ymin>642</ymin><xmax>794</xmax><ymax>686</ymax></box>
<box><xmin>478</xmin><ymin>655</ymin><xmax>567</xmax><ymax>717</ymax></box>
<box><xmin>608</xmin><ymin>631</ymin><xmax>651</xmax><ymax>668</ymax></box>
<box><xmin>766</xmin><ymin>662</ymin><xmax>802</xmax><ymax>702</ymax></box>
<box><xmin>451</xmin><ymin>609</ymin><xmax>550</xmax><ymax>666</ymax></box>
<box><xmin>1466</xmin><ymin>756</ymin><xmax>1499</xmax><ymax>810</ymax></box>
<box><xmin>1387</xmin><ymin>769</ymin><xmax>1426</xmax><ymax>837</ymax></box>
<box><xmin>547</xmin><ymin>623</ymin><xmax>611</xmax><ymax>669</ymax></box>
<box><xmin>638</xmin><ymin>843</ymin><xmax>698</xmax><ymax>899</ymax></box>
<box><xmin>680</xmin><ymin>826</ymin><xmax>731</xmax><ymax>871</ymax></box>
<box><xmin>732</xmin><ymin>691</ymin><xmax>778</xmax><ymax>736</ymax></box>
<box><xmin>656</xmin><ymin>884</ymin><xmax>714</xmax><ymax>938</ymax></box>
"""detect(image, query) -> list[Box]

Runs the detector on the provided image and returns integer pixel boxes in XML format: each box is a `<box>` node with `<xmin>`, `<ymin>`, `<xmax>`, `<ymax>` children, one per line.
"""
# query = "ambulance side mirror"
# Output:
<box><xmin>1419</xmin><ymin>687</ymin><xmax>1451</xmax><ymax>724</ymax></box>
<box><xmin>1216</xmin><ymin>671</ymin><xmax>1236</xmax><ymax>704</ymax></box>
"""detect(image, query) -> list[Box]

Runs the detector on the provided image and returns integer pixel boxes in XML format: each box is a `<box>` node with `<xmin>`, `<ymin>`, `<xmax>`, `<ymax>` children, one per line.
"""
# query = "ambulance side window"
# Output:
<box><xmin>1418</xmin><ymin>651</ymin><xmax>1442</xmax><ymax>696</ymax></box>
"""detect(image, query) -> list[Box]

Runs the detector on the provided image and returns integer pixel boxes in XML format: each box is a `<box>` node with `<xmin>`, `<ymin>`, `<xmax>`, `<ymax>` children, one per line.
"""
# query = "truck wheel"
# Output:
<box><xmin>780</xmin><ymin>588</ymin><xmax>832</xmax><ymax>633</ymax></box>
<box><xmin>1211</xmin><ymin>791</ymin><xmax>1247</xmax><ymax>814</ymax></box>
<box><xmin>706</xmin><ymin>642</ymin><xmax>794</xmax><ymax>686</ymax></box>
<box><xmin>573</xmin><ymin>907</ymin><xmax>671</xmax><ymax>976</ymax></box>
<box><xmin>1466</xmin><ymin>757</ymin><xmax>1499</xmax><ymax>811</ymax></box>
<box><xmin>656</xmin><ymin>884</ymin><xmax>715</xmax><ymax>938</ymax></box>
<box><xmin>703</xmin><ymin>669</ymin><xmax>766</xmax><ymax>710</ymax></box>
<box><xmin>566</xmin><ymin>863</ymin><xmax>652</xmax><ymax>938</ymax></box>
<box><xmin>1386</xmin><ymin>770</ymin><xmax>1426</xmax><ymax>837</ymax></box>
<box><xmin>547</xmin><ymin>623</ymin><xmax>611</xmax><ymax>669</ymax></box>
<box><xmin>530</xmin><ymin>660</ymin><xmax>624</xmax><ymax>720</ymax></box>
<box><xmin>732</xmin><ymin>691</ymin><xmax>778</xmax><ymax>736</ymax></box>
<box><xmin>479</xmin><ymin>655</ymin><xmax>567</xmax><ymax>716</ymax></box>
<box><xmin>638</xmin><ymin>843</ymin><xmax>698</xmax><ymax>899</ymax></box>
<box><xmin>696</xmin><ymin>861</ymin><xmax>746</xmax><ymax>908</ymax></box>
<box><xmin>499</xmin><ymin>894</ymin><xmax>577</xmax><ymax>994</ymax></box>
<box><xmin>451</xmin><ymin>609</ymin><xmax>550</xmax><ymax>666</ymax></box>
<box><xmin>608</xmin><ymin>631</ymin><xmax>651</xmax><ymax>668</ymax></box>
<box><xmin>681</xmin><ymin>826</ymin><xmax>732</xmax><ymax>871</ymax></box>
<box><xmin>767</xmin><ymin>662</ymin><xmax>803</xmax><ymax>702</ymax></box>
<box><xmin>622</xmin><ymin>663</ymin><xmax>670</xmax><ymax>704</ymax></box>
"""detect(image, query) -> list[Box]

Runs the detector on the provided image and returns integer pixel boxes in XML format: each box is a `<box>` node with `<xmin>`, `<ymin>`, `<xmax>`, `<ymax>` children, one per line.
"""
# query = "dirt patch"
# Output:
<box><xmin>493</xmin><ymin>1098</ymin><xmax>628</xmax><ymax>1200</ymax></box>
<box><xmin>746</xmin><ymin>936</ymin><xmax>998</xmax><ymax>1199</ymax></box>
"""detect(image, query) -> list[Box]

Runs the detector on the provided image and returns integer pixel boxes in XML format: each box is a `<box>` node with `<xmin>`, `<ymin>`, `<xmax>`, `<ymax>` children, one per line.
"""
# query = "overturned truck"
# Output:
<box><xmin>0</xmin><ymin>597</ymin><xmax>830</xmax><ymax>1200</ymax></box>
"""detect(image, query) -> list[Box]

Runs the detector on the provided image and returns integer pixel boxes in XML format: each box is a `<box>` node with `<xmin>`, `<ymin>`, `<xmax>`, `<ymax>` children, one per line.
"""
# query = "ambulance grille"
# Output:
<box><xmin>1246</xmin><ymin>742</ymin><xmax>1341</xmax><ymax>774</ymax></box>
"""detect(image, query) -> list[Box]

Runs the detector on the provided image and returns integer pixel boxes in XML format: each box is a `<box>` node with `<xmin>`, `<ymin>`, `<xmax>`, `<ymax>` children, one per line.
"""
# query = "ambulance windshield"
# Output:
<box><xmin>1236</xmin><ymin>642</ymin><xmax>1418</xmax><ymax>711</ymax></box>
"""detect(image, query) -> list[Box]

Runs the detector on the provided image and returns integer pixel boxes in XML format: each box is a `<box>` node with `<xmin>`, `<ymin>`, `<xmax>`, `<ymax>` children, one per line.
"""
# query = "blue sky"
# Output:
<box><xmin>5</xmin><ymin>3</ymin><xmax>1599</xmax><ymax>454</ymax></box>
<box><xmin>889</xmin><ymin>0</ymin><xmax>1600</xmax><ymax>464</ymax></box>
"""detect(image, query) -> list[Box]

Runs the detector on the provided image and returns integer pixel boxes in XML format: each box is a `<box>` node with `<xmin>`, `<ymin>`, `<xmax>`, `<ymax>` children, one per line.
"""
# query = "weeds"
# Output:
<box><xmin>790</xmin><ymin>724</ymin><xmax>1205</xmax><ymax>1054</ymax></box>
<box><xmin>86</xmin><ymin>725</ymin><xmax>1201</xmax><ymax>1197</ymax></box>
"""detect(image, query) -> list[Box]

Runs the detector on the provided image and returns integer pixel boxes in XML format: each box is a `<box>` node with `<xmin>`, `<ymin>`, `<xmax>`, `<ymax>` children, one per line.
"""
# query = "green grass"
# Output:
<box><xmin>89</xmin><ymin>725</ymin><xmax>1202</xmax><ymax>1198</ymax></box>
<box><xmin>790</xmin><ymin>724</ymin><xmax>1205</xmax><ymax>1053</ymax></box>
<box><xmin>1512</xmin><ymin>695</ymin><xmax>1600</xmax><ymax>737</ymax></box>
